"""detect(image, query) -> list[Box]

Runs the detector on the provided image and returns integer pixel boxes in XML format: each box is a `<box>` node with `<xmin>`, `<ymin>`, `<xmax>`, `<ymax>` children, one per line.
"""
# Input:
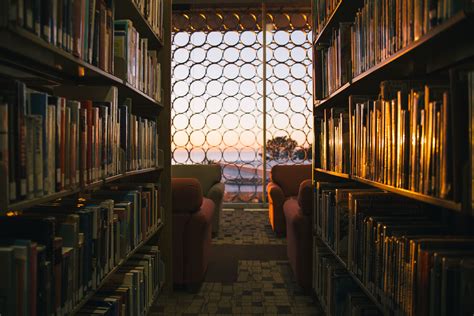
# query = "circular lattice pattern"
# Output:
<box><xmin>171</xmin><ymin>10</ymin><xmax>312</xmax><ymax>202</ymax></box>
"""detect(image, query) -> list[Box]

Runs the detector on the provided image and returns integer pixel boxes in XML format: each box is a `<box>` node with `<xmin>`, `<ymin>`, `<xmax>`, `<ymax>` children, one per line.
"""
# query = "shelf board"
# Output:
<box><xmin>314</xmin><ymin>82</ymin><xmax>350</xmax><ymax>109</ymax></box>
<box><xmin>352</xmin><ymin>176</ymin><xmax>462</xmax><ymax>211</ymax></box>
<box><xmin>7</xmin><ymin>189</ymin><xmax>81</xmax><ymax>210</ymax></box>
<box><xmin>315</xmin><ymin>235</ymin><xmax>389</xmax><ymax>315</ymax></box>
<box><xmin>314</xmin><ymin>168</ymin><xmax>351</xmax><ymax>179</ymax></box>
<box><xmin>0</xmin><ymin>26</ymin><xmax>162</xmax><ymax>108</ymax></box>
<box><xmin>6</xmin><ymin>168</ymin><xmax>163</xmax><ymax>210</ymax></box>
<box><xmin>70</xmin><ymin>221</ymin><xmax>164</xmax><ymax>315</ymax></box>
<box><xmin>313</xmin><ymin>0</ymin><xmax>362</xmax><ymax>46</ymax></box>
<box><xmin>314</xmin><ymin>11</ymin><xmax>472</xmax><ymax>110</ymax></box>
<box><xmin>313</xmin><ymin>169</ymin><xmax>461</xmax><ymax>211</ymax></box>
<box><xmin>115</xmin><ymin>0</ymin><xmax>164</xmax><ymax>50</ymax></box>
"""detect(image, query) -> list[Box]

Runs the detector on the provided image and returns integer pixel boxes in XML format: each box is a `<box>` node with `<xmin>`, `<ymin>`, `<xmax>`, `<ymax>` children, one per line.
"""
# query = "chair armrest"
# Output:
<box><xmin>267</xmin><ymin>182</ymin><xmax>286</xmax><ymax>234</ymax></box>
<box><xmin>207</xmin><ymin>182</ymin><xmax>224</xmax><ymax>203</ymax></box>
<box><xmin>267</xmin><ymin>182</ymin><xmax>285</xmax><ymax>205</ymax></box>
<box><xmin>190</xmin><ymin>199</ymin><xmax>215</xmax><ymax>226</ymax></box>
<box><xmin>297</xmin><ymin>179</ymin><xmax>313</xmax><ymax>215</ymax></box>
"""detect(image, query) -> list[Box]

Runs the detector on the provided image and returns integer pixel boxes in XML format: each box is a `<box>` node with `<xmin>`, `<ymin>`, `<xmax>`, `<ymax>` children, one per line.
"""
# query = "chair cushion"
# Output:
<box><xmin>172</xmin><ymin>164</ymin><xmax>222</xmax><ymax>194</ymax></box>
<box><xmin>298</xmin><ymin>179</ymin><xmax>313</xmax><ymax>215</ymax></box>
<box><xmin>271</xmin><ymin>164</ymin><xmax>312</xmax><ymax>197</ymax></box>
<box><xmin>172</xmin><ymin>178</ymin><xmax>203</xmax><ymax>213</ymax></box>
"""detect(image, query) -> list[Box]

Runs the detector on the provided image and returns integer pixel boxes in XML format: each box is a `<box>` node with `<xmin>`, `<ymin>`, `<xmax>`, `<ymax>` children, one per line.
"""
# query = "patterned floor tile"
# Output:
<box><xmin>153</xmin><ymin>208</ymin><xmax>323</xmax><ymax>315</ymax></box>
<box><xmin>212</xmin><ymin>209</ymin><xmax>285</xmax><ymax>245</ymax></box>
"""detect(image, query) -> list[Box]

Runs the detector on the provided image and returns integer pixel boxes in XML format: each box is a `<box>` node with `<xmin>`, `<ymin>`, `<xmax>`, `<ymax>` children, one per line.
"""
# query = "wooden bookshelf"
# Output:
<box><xmin>313</xmin><ymin>0</ymin><xmax>362</xmax><ymax>46</ymax></box>
<box><xmin>69</xmin><ymin>221</ymin><xmax>165</xmax><ymax>315</ymax></box>
<box><xmin>314</xmin><ymin>10</ymin><xmax>474</xmax><ymax>110</ymax></box>
<box><xmin>115</xmin><ymin>0</ymin><xmax>164</xmax><ymax>50</ymax></box>
<box><xmin>314</xmin><ymin>236</ymin><xmax>391</xmax><ymax>315</ymax></box>
<box><xmin>0</xmin><ymin>0</ymin><xmax>172</xmax><ymax>312</ymax></box>
<box><xmin>312</xmin><ymin>1</ymin><xmax>474</xmax><ymax>311</ymax></box>
<box><xmin>314</xmin><ymin>168</ymin><xmax>462</xmax><ymax>211</ymax></box>
<box><xmin>0</xmin><ymin>26</ymin><xmax>163</xmax><ymax>108</ymax></box>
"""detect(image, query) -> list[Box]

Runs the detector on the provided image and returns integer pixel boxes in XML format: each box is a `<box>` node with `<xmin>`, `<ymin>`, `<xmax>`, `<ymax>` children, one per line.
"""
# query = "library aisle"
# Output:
<box><xmin>150</xmin><ymin>210</ymin><xmax>323</xmax><ymax>316</ymax></box>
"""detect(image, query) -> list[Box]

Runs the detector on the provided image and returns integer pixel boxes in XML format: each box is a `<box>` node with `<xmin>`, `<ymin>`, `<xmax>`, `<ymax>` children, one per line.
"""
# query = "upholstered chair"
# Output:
<box><xmin>267</xmin><ymin>164</ymin><xmax>312</xmax><ymax>235</ymax></box>
<box><xmin>172</xmin><ymin>178</ymin><xmax>214</xmax><ymax>288</ymax></box>
<box><xmin>172</xmin><ymin>164</ymin><xmax>224</xmax><ymax>235</ymax></box>
<box><xmin>284</xmin><ymin>179</ymin><xmax>313</xmax><ymax>289</ymax></box>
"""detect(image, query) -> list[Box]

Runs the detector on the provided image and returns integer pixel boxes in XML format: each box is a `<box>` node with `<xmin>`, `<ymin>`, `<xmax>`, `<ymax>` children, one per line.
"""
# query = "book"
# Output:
<box><xmin>114</xmin><ymin>19</ymin><xmax>162</xmax><ymax>101</ymax></box>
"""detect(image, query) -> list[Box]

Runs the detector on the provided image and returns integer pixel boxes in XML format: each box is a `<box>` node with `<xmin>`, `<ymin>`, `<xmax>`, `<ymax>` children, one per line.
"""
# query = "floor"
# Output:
<box><xmin>149</xmin><ymin>209</ymin><xmax>323</xmax><ymax>316</ymax></box>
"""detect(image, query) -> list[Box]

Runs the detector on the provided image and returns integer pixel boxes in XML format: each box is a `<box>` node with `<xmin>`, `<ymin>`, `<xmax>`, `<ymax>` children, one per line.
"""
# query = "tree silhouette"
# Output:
<box><xmin>264</xmin><ymin>136</ymin><xmax>298</xmax><ymax>160</ymax></box>
<box><xmin>293</xmin><ymin>146</ymin><xmax>312</xmax><ymax>160</ymax></box>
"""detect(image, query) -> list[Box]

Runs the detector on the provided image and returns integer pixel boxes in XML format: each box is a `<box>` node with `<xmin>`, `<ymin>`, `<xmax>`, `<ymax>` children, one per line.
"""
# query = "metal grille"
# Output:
<box><xmin>171</xmin><ymin>10</ymin><xmax>312</xmax><ymax>203</ymax></box>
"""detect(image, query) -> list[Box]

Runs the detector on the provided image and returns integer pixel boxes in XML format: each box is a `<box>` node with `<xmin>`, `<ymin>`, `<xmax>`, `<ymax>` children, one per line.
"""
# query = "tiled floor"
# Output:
<box><xmin>212</xmin><ymin>210</ymin><xmax>286</xmax><ymax>245</ymax></box>
<box><xmin>150</xmin><ymin>209</ymin><xmax>323</xmax><ymax>315</ymax></box>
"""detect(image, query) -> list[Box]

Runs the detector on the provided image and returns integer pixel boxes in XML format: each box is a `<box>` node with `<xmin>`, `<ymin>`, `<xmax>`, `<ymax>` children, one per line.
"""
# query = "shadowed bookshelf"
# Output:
<box><xmin>0</xmin><ymin>0</ymin><xmax>172</xmax><ymax>315</ymax></box>
<box><xmin>311</xmin><ymin>0</ymin><xmax>474</xmax><ymax>315</ymax></box>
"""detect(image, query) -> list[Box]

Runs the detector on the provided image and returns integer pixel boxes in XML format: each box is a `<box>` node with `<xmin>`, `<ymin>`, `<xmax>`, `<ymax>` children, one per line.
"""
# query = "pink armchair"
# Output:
<box><xmin>172</xmin><ymin>178</ymin><xmax>214</xmax><ymax>288</ymax></box>
<box><xmin>267</xmin><ymin>164</ymin><xmax>312</xmax><ymax>235</ymax></box>
<box><xmin>284</xmin><ymin>179</ymin><xmax>313</xmax><ymax>289</ymax></box>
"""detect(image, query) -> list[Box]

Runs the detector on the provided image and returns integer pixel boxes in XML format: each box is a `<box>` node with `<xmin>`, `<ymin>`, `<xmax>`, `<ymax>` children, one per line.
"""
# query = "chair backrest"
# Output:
<box><xmin>171</xmin><ymin>164</ymin><xmax>222</xmax><ymax>194</ymax></box>
<box><xmin>271</xmin><ymin>164</ymin><xmax>312</xmax><ymax>197</ymax></box>
<box><xmin>171</xmin><ymin>178</ymin><xmax>203</xmax><ymax>213</ymax></box>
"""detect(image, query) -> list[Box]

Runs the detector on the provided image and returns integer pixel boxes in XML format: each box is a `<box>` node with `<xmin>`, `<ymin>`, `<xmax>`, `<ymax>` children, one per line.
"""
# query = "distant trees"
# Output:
<box><xmin>260</xmin><ymin>136</ymin><xmax>312</xmax><ymax>161</ymax></box>
<box><xmin>293</xmin><ymin>147</ymin><xmax>312</xmax><ymax>160</ymax></box>
<box><xmin>265</xmin><ymin>136</ymin><xmax>297</xmax><ymax>160</ymax></box>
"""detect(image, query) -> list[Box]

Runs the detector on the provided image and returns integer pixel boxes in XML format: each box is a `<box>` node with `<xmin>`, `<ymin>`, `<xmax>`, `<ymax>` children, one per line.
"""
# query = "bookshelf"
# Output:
<box><xmin>69</xmin><ymin>221</ymin><xmax>165</xmax><ymax>315</ymax></box>
<box><xmin>312</xmin><ymin>0</ymin><xmax>474</xmax><ymax>315</ymax></box>
<box><xmin>313</xmin><ymin>0</ymin><xmax>361</xmax><ymax>46</ymax></box>
<box><xmin>0</xmin><ymin>26</ymin><xmax>164</xmax><ymax>107</ymax></box>
<box><xmin>314</xmin><ymin>10</ymin><xmax>474</xmax><ymax>110</ymax></box>
<box><xmin>0</xmin><ymin>0</ymin><xmax>172</xmax><ymax>314</ymax></box>
<box><xmin>315</xmin><ymin>237</ymin><xmax>391</xmax><ymax>315</ymax></box>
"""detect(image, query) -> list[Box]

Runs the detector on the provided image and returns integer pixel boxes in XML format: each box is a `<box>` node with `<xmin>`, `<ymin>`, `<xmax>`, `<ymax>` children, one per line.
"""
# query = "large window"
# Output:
<box><xmin>172</xmin><ymin>8</ymin><xmax>313</xmax><ymax>203</ymax></box>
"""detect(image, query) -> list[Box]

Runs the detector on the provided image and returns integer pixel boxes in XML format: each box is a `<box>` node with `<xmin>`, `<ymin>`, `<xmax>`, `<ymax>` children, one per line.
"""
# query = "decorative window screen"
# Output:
<box><xmin>171</xmin><ymin>7</ymin><xmax>313</xmax><ymax>203</ymax></box>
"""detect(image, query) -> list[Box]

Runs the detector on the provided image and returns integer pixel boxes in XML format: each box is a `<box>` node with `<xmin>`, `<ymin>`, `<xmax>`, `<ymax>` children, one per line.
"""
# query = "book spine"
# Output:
<box><xmin>32</xmin><ymin>115</ymin><xmax>44</xmax><ymax>197</ymax></box>
<box><xmin>0</xmin><ymin>103</ymin><xmax>9</xmax><ymax>208</ymax></box>
<box><xmin>25</xmin><ymin>116</ymin><xmax>34</xmax><ymax>199</ymax></box>
<box><xmin>47</xmin><ymin>105</ymin><xmax>56</xmax><ymax>195</ymax></box>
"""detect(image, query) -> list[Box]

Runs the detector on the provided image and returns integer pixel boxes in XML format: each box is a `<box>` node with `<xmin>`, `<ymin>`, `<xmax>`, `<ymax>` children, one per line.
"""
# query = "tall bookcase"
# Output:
<box><xmin>311</xmin><ymin>0</ymin><xmax>474</xmax><ymax>315</ymax></box>
<box><xmin>0</xmin><ymin>0</ymin><xmax>172</xmax><ymax>314</ymax></box>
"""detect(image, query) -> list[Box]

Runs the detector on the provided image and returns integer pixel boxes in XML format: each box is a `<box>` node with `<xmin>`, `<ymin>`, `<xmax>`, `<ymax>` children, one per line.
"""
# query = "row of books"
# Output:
<box><xmin>0</xmin><ymin>82</ymin><xmax>160</xmax><ymax>207</ymax></box>
<box><xmin>0</xmin><ymin>184</ymin><xmax>162</xmax><ymax>316</ymax></box>
<box><xmin>114</xmin><ymin>20</ymin><xmax>162</xmax><ymax>102</ymax></box>
<box><xmin>315</xmin><ymin>0</ymin><xmax>468</xmax><ymax>96</ymax></box>
<box><xmin>318</xmin><ymin>108</ymin><xmax>349</xmax><ymax>174</ymax></box>
<box><xmin>351</xmin><ymin>0</ymin><xmax>467</xmax><ymax>78</ymax></box>
<box><xmin>316</xmin><ymin>80</ymin><xmax>452</xmax><ymax>200</ymax></box>
<box><xmin>0</xmin><ymin>1</ymin><xmax>163</xmax><ymax>102</ymax></box>
<box><xmin>1</xmin><ymin>0</ymin><xmax>115</xmax><ymax>72</ymax></box>
<box><xmin>350</xmin><ymin>82</ymin><xmax>451</xmax><ymax>198</ymax></box>
<box><xmin>77</xmin><ymin>245</ymin><xmax>164</xmax><ymax>315</ymax></box>
<box><xmin>132</xmin><ymin>0</ymin><xmax>164</xmax><ymax>39</ymax></box>
<box><xmin>312</xmin><ymin>0</ymin><xmax>341</xmax><ymax>40</ymax></box>
<box><xmin>313</xmin><ymin>239</ymin><xmax>382</xmax><ymax>316</ymax></box>
<box><xmin>314</xmin><ymin>181</ymin><xmax>474</xmax><ymax>316</ymax></box>
<box><xmin>319</xmin><ymin>23</ymin><xmax>351</xmax><ymax>97</ymax></box>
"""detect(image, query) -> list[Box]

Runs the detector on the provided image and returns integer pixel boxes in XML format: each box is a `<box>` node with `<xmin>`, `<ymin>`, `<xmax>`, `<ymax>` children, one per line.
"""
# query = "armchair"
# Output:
<box><xmin>172</xmin><ymin>178</ymin><xmax>215</xmax><ymax>287</ymax></box>
<box><xmin>172</xmin><ymin>164</ymin><xmax>224</xmax><ymax>235</ymax></box>
<box><xmin>284</xmin><ymin>179</ymin><xmax>313</xmax><ymax>289</ymax></box>
<box><xmin>267</xmin><ymin>164</ymin><xmax>312</xmax><ymax>235</ymax></box>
